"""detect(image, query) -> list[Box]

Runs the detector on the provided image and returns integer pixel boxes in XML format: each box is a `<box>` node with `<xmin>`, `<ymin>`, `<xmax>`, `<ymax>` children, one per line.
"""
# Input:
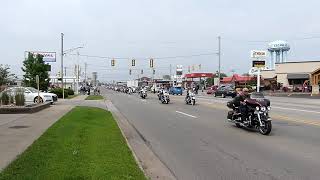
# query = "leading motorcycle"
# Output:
<box><xmin>140</xmin><ymin>90</ymin><xmax>147</xmax><ymax>99</ymax></box>
<box><xmin>227</xmin><ymin>92</ymin><xmax>272</xmax><ymax>135</ymax></box>
<box><xmin>160</xmin><ymin>91</ymin><xmax>170</xmax><ymax>104</ymax></box>
<box><xmin>185</xmin><ymin>92</ymin><xmax>196</xmax><ymax>105</ymax></box>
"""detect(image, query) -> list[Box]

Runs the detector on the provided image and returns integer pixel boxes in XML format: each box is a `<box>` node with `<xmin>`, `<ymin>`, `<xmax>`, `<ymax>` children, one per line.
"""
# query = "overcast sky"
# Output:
<box><xmin>1</xmin><ymin>0</ymin><xmax>320</xmax><ymax>81</ymax></box>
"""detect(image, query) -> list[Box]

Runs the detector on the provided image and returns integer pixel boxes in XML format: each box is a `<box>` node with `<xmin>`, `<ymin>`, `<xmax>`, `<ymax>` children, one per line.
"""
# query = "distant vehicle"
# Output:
<box><xmin>3</xmin><ymin>87</ymin><xmax>58</xmax><ymax>104</ymax></box>
<box><xmin>151</xmin><ymin>84</ymin><xmax>161</xmax><ymax>93</ymax></box>
<box><xmin>214</xmin><ymin>86</ymin><xmax>236</xmax><ymax>98</ymax></box>
<box><xmin>169</xmin><ymin>86</ymin><xmax>183</xmax><ymax>95</ymax></box>
<box><xmin>207</xmin><ymin>85</ymin><xmax>218</xmax><ymax>95</ymax></box>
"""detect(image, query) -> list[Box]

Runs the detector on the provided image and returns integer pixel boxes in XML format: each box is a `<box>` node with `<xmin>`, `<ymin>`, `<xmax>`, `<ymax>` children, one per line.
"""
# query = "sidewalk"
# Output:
<box><xmin>0</xmin><ymin>104</ymin><xmax>73</xmax><ymax>170</ymax></box>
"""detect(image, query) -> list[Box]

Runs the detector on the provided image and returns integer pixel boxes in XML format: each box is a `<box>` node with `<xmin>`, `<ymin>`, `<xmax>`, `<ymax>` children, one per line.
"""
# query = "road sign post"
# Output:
<box><xmin>36</xmin><ymin>75</ymin><xmax>40</xmax><ymax>103</ymax></box>
<box><xmin>250</xmin><ymin>50</ymin><xmax>266</xmax><ymax>93</ymax></box>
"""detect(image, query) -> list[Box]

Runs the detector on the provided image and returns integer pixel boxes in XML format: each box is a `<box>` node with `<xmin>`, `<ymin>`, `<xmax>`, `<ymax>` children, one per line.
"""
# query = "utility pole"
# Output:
<box><xmin>170</xmin><ymin>64</ymin><xmax>172</xmax><ymax>86</ymax></box>
<box><xmin>61</xmin><ymin>33</ymin><xmax>64</xmax><ymax>99</ymax></box>
<box><xmin>64</xmin><ymin>67</ymin><xmax>67</xmax><ymax>76</ymax></box>
<box><xmin>84</xmin><ymin>62</ymin><xmax>87</xmax><ymax>84</ymax></box>
<box><xmin>218</xmin><ymin>36</ymin><xmax>221</xmax><ymax>86</ymax></box>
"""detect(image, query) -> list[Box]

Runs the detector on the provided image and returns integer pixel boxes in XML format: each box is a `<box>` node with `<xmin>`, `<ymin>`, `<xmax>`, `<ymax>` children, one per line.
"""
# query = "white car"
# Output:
<box><xmin>3</xmin><ymin>87</ymin><xmax>58</xmax><ymax>104</ymax></box>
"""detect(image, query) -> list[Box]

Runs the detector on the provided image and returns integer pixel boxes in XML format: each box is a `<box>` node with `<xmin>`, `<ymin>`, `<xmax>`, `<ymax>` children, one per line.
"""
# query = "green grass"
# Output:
<box><xmin>67</xmin><ymin>94</ymin><xmax>78</xmax><ymax>99</ymax></box>
<box><xmin>85</xmin><ymin>95</ymin><xmax>104</xmax><ymax>100</ymax></box>
<box><xmin>0</xmin><ymin>106</ymin><xmax>146</xmax><ymax>180</ymax></box>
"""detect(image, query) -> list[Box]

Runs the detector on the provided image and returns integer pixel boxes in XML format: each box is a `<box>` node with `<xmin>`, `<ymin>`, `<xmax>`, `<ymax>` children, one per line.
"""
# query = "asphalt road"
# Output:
<box><xmin>102</xmin><ymin>89</ymin><xmax>320</xmax><ymax>180</ymax></box>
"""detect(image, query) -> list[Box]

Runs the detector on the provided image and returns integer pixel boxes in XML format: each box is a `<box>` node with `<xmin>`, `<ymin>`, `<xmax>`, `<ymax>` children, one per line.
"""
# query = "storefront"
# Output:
<box><xmin>261</xmin><ymin>61</ymin><xmax>320</xmax><ymax>93</ymax></box>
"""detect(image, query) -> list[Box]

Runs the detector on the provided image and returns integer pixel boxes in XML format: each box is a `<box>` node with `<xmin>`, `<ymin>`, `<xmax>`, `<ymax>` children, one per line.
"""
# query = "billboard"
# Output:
<box><xmin>252</xmin><ymin>60</ymin><xmax>265</xmax><ymax>68</ymax></box>
<box><xmin>25</xmin><ymin>51</ymin><xmax>56</xmax><ymax>62</ymax></box>
<box><xmin>250</xmin><ymin>50</ymin><xmax>267</xmax><ymax>59</ymax></box>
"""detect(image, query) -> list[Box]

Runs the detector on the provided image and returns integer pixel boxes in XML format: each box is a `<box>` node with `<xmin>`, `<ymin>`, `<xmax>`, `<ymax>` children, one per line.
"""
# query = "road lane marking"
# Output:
<box><xmin>202</xmin><ymin>102</ymin><xmax>320</xmax><ymax>127</ymax></box>
<box><xmin>175</xmin><ymin>111</ymin><xmax>197</xmax><ymax>118</ymax></box>
<box><xmin>272</xmin><ymin>106</ymin><xmax>320</xmax><ymax>114</ymax></box>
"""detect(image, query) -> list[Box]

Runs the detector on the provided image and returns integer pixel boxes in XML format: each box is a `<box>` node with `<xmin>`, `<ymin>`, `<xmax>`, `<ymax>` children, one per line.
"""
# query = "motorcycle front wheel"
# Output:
<box><xmin>259</xmin><ymin>121</ymin><xmax>272</xmax><ymax>135</ymax></box>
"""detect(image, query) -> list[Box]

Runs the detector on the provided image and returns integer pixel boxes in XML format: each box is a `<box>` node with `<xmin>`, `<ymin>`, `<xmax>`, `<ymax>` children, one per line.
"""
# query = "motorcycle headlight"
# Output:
<box><xmin>267</xmin><ymin>106</ymin><xmax>271</xmax><ymax>111</ymax></box>
<box><xmin>261</xmin><ymin>106</ymin><xmax>266</xmax><ymax>112</ymax></box>
<box><xmin>255</xmin><ymin>106</ymin><xmax>260</xmax><ymax>111</ymax></box>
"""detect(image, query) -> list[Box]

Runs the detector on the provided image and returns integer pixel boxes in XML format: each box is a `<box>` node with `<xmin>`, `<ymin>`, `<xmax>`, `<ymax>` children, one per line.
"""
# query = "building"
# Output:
<box><xmin>221</xmin><ymin>74</ymin><xmax>255</xmax><ymax>86</ymax></box>
<box><xmin>260</xmin><ymin>61</ymin><xmax>320</xmax><ymax>94</ymax></box>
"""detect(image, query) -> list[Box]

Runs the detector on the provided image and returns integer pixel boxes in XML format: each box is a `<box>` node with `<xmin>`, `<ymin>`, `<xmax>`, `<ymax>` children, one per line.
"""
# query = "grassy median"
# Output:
<box><xmin>0</xmin><ymin>106</ymin><xmax>146</xmax><ymax>180</ymax></box>
<box><xmin>85</xmin><ymin>95</ymin><xmax>104</xmax><ymax>100</ymax></box>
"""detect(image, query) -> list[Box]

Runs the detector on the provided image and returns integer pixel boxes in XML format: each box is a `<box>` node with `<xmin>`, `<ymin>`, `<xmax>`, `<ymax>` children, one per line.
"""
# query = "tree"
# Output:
<box><xmin>22</xmin><ymin>53</ymin><xmax>50</xmax><ymax>91</ymax></box>
<box><xmin>0</xmin><ymin>64</ymin><xmax>16</xmax><ymax>86</ymax></box>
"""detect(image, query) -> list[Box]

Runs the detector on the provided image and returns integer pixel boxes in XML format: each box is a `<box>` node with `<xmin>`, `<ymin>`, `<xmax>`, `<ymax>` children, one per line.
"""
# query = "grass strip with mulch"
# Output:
<box><xmin>85</xmin><ymin>95</ymin><xmax>104</xmax><ymax>100</ymax></box>
<box><xmin>0</xmin><ymin>106</ymin><xmax>146</xmax><ymax>180</ymax></box>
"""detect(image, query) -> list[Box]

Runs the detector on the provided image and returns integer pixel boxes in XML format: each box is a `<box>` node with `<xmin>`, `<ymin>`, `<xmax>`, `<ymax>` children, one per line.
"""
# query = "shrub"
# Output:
<box><xmin>1</xmin><ymin>91</ymin><xmax>10</xmax><ymax>105</ymax></box>
<box><xmin>15</xmin><ymin>88</ymin><xmax>25</xmax><ymax>106</ymax></box>
<box><xmin>65</xmin><ymin>88</ymin><xmax>74</xmax><ymax>95</ymax></box>
<box><xmin>49</xmin><ymin>88</ymin><xmax>68</xmax><ymax>98</ymax></box>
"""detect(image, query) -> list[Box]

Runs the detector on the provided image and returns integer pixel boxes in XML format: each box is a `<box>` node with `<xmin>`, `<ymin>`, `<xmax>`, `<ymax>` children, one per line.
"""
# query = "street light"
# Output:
<box><xmin>60</xmin><ymin>32</ymin><xmax>83</xmax><ymax>99</ymax></box>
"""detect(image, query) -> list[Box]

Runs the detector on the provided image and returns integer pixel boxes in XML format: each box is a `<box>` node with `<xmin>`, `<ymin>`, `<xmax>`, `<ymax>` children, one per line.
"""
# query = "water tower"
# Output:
<box><xmin>267</xmin><ymin>40</ymin><xmax>290</xmax><ymax>69</ymax></box>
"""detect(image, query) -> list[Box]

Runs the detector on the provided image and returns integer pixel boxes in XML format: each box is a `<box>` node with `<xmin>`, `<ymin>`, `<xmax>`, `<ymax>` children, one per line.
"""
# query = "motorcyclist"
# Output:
<box><xmin>185</xmin><ymin>88</ymin><xmax>192</xmax><ymax>101</ymax></box>
<box><xmin>158</xmin><ymin>87</ymin><xmax>164</xmax><ymax>100</ymax></box>
<box><xmin>227</xmin><ymin>88</ymin><xmax>250</xmax><ymax>121</ymax></box>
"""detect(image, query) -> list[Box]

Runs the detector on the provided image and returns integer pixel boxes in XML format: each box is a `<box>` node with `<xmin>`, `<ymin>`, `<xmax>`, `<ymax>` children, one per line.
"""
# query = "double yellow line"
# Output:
<box><xmin>202</xmin><ymin>102</ymin><xmax>320</xmax><ymax>127</ymax></box>
<box><xmin>272</xmin><ymin>114</ymin><xmax>320</xmax><ymax>127</ymax></box>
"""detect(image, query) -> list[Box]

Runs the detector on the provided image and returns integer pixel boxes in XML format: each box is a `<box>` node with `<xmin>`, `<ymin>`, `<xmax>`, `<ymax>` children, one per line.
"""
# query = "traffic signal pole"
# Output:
<box><xmin>218</xmin><ymin>36</ymin><xmax>221</xmax><ymax>86</ymax></box>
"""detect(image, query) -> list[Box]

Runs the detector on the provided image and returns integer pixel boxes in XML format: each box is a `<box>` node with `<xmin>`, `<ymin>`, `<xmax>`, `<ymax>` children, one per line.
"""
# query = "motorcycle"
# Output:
<box><xmin>227</xmin><ymin>93</ymin><xmax>272</xmax><ymax>135</ymax></box>
<box><xmin>160</xmin><ymin>91</ymin><xmax>170</xmax><ymax>104</ymax></box>
<box><xmin>140</xmin><ymin>90</ymin><xmax>147</xmax><ymax>99</ymax></box>
<box><xmin>185</xmin><ymin>93</ymin><xmax>196</xmax><ymax>105</ymax></box>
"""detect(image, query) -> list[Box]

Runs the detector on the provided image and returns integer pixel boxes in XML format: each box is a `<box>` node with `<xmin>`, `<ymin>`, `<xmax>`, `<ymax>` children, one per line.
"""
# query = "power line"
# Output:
<box><xmin>68</xmin><ymin>52</ymin><xmax>218</xmax><ymax>61</ymax></box>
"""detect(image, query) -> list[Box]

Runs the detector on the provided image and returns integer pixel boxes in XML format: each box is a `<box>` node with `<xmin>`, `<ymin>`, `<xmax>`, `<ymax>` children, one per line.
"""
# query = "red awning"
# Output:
<box><xmin>184</xmin><ymin>73</ymin><xmax>214</xmax><ymax>78</ymax></box>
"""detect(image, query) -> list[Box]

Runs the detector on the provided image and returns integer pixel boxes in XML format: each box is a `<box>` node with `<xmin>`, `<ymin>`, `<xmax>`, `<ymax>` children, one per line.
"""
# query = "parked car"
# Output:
<box><xmin>3</xmin><ymin>87</ymin><xmax>58</xmax><ymax>104</ymax></box>
<box><xmin>207</xmin><ymin>85</ymin><xmax>218</xmax><ymax>94</ymax></box>
<box><xmin>214</xmin><ymin>86</ymin><xmax>236</xmax><ymax>98</ymax></box>
<box><xmin>169</xmin><ymin>86</ymin><xmax>183</xmax><ymax>95</ymax></box>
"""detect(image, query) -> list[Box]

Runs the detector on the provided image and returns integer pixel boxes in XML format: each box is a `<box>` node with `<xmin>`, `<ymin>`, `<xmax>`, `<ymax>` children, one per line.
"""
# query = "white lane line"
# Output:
<box><xmin>175</xmin><ymin>111</ymin><xmax>197</xmax><ymax>118</ymax></box>
<box><xmin>272</xmin><ymin>106</ymin><xmax>320</xmax><ymax>114</ymax></box>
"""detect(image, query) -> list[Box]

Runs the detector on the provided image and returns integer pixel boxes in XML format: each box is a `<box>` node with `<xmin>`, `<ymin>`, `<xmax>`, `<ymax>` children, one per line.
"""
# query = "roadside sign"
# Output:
<box><xmin>36</xmin><ymin>75</ymin><xmax>39</xmax><ymax>84</ymax></box>
<box><xmin>249</xmin><ymin>67</ymin><xmax>259</xmax><ymax>75</ymax></box>
<box><xmin>250</xmin><ymin>50</ymin><xmax>267</xmax><ymax>59</ymax></box>
<box><xmin>25</xmin><ymin>51</ymin><xmax>56</xmax><ymax>62</ymax></box>
<box><xmin>252</xmin><ymin>60</ymin><xmax>265</xmax><ymax>68</ymax></box>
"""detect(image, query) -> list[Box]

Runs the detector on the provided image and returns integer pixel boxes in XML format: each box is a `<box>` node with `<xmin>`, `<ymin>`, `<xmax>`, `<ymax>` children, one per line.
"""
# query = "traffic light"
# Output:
<box><xmin>141</xmin><ymin>69</ymin><xmax>143</xmax><ymax>74</ymax></box>
<box><xmin>111</xmin><ymin>59</ymin><xmax>115</xmax><ymax>66</ymax></box>
<box><xmin>150</xmin><ymin>58</ymin><xmax>154</xmax><ymax>68</ymax></box>
<box><xmin>129</xmin><ymin>69</ymin><xmax>132</xmax><ymax>75</ymax></box>
<box><xmin>153</xmin><ymin>69</ymin><xmax>155</xmax><ymax>75</ymax></box>
<box><xmin>132</xmin><ymin>59</ymin><xmax>136</xmax><ymax>66</ymax></box>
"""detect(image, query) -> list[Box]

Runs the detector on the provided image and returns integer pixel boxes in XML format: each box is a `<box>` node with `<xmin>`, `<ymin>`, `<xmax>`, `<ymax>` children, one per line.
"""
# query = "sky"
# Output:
<box><xmin>1</xmin><ymin>0</ymin><xmax>320</xmax><ymax>82</ymax></box>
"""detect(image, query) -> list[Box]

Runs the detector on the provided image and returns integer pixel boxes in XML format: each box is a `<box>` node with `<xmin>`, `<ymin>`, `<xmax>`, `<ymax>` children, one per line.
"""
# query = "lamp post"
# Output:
<box><xmin>60</xmin><ymin>32</ymin><xmax>83</xmax><ymax>99</ymax></box>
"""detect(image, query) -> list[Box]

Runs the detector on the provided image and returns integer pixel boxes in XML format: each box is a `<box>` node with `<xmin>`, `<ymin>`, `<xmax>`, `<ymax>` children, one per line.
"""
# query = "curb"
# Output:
<box><xmin>105</xmin><ymin>99</ymin><xmax>176</xmax><ymax>180</ymax></box>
